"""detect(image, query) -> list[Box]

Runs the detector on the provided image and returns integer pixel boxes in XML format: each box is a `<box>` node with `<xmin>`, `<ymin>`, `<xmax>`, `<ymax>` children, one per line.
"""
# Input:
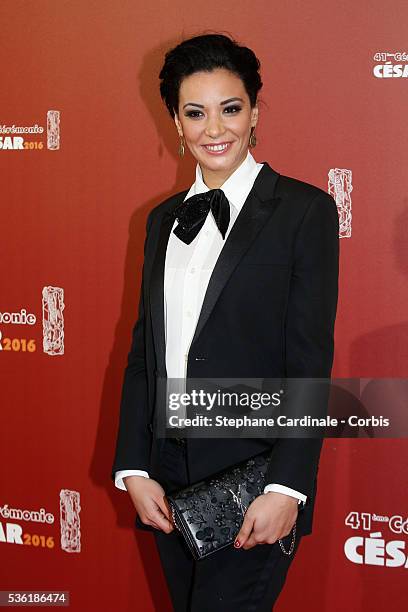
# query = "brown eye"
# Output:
<box><xmin>224</xmin><ymin>106</ymin><xmax>242</xmax><ymax>114</ymax></box>
<box><xmin>185</xmin><ymin>110</ymin><xmax>203</xmax><ymax>118</ymax></box>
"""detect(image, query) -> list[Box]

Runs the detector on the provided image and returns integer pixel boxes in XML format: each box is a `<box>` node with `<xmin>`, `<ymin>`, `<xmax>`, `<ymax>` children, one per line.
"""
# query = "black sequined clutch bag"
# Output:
<box><xmin>167</xmin><ymin>450</ymin><xmax>296</xmax><ymax>561</ymax></box>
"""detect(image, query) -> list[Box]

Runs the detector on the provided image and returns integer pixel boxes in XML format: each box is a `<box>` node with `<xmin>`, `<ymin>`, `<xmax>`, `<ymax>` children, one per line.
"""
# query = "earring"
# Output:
<box><xmin>178</xmin><ymin>135</ymin><xmax>185</xmax><ymax>157</ymax></box>
<box><xmin>249</xmin><ymin>127</ymin><xmax>257</xmax><ymax>148</ymax></box>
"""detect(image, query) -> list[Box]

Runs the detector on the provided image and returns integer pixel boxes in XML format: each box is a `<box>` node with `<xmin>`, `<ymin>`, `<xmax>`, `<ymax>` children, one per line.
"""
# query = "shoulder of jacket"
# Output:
<box><xmin>277</xmin><ymin>173</ymin><xmax>331</xmax><ymax>203</ymax></box>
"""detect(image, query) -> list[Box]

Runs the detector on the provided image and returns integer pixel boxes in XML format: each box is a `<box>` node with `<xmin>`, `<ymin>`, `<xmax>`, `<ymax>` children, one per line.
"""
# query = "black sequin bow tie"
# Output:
<box><xmin>172</xmin><ymin>189</ymin><xmax>230</xmax><ymax>245</ymax></box>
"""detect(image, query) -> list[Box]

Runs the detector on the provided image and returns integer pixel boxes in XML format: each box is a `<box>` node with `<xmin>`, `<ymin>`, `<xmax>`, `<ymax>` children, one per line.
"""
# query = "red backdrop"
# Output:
<box><xmin>1</xmin><ymin>1</ymin><xmax>407</xmax><ymax>610</ymax></box>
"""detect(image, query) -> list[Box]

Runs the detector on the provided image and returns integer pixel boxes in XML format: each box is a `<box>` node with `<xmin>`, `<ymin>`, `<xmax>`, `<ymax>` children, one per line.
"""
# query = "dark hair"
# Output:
<box><xmin>159</xmin><ymin>33</ymin><xmax>263</xmax><ymax>118</ymax></box>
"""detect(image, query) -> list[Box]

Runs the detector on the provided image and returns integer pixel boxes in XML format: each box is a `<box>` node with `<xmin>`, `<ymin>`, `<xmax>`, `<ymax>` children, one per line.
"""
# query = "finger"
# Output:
<box><xmin>139</xmin><ymin>514</ymin><xmax>162</xmax><ymax>530</ymax></box>
<box><xmin>274</xmin><ymin>524</ymin><xmax>294</xmax><ymax>542</ymax></box>
<box><xmin>157</xmin><ymin>501</ymin><xmax>175</xmax><ymax>531</ymax></box>
<box><xmin>235</xmin><ymin>515</ymin><xmax>255</xmax><ymax>548</ymax></box>
<box><xmin>150</xmin><ymin>505</ymin><xmax>174</xmax><ymax>533</ymax></box>
<box><xmin>156</xmin><ymin>495</ymin><xmax>172</xmax><ymax>521</ymax></box>
<box><xmin>270</xmin><ymin>521</ymin><xmax>294</xmax><ymax>543</ymax></box>
<box><xmin>242</xmin><ymin>533</ymin><xmax>260</xmax><ymax>550</ymax></box>
<box><xmin>241</xmin><ymin>518</ymin><xmax>266</xmax><ymax>549</ymax></box>
<box><xmin>265</xmin><ymin>527</ymin><xmax>286</xmax><ymax>545</ymax></box>
<box><xmin>149</xmin><ymin>513</ymin><xmax>173</xmax><ymax>533</ymax></box>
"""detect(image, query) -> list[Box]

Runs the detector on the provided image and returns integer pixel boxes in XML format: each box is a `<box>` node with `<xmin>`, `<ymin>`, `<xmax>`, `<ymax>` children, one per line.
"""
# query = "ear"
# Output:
<box><xmin>174</xmin><ymin>113</ymin><xmax>183</xmax><ymax>137</ymax></box>
<box><xmin>250</xmin><ymin>104</ymin><xmax>259</xmax><ymax>128</ymax></box>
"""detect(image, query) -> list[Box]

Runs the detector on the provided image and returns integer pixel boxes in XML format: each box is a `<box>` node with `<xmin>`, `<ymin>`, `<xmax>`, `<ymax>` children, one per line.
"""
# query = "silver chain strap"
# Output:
<box><xmin>278</xmin><ymin>522</ymin><xmax>296</xmax><ymax>556</ymax></box>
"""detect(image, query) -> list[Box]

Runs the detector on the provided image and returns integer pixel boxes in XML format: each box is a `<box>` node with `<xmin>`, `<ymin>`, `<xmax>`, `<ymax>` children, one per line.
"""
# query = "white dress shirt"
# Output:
<box><xmin>115</xmin><ymin>151</ymin><xmax>306</xmax><ymax>506</ymax></box>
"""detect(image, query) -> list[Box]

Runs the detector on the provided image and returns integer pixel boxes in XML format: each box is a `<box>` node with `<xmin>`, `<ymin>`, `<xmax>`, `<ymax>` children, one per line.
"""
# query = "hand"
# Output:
<box><xmin>235</xmin><ymin>492</ymin><xmax>298</xmax><ymax>550</ymax></box>
<box><xmin>123</xmin><ymin>475</ymin><xmax>174</xmax><ymax>534</ymax></box>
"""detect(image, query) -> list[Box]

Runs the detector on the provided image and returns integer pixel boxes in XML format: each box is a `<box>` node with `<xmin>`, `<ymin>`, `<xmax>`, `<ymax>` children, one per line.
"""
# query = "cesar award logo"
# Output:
<box><xmin>328</xmin><ymin>168</ymin><xmax>353</xmax><ymax>238</ymax></box>
<box><xmin>0</xmin><ymin>110</ymin><xmax>60</xmax><ymax>151</ymax></box>
<box><xmin>344</xmin><ymin>510</ymin><xmax>408</xmax><ymax>569</ymax></box>
<box><xmin>42</xmin><ymin>286</ymin><xmax>65</xmax><ymax>355</ymax></box>
<box><xmin>0</xmin><ymin>285</ymin><xmax>65</xmax><ymax>356</ymax></box>
<box><xmin>47</xmin><ymin>111</ymin><xmax>60</xmax><ymax>150</ymax></box>
<box><xmin>60</xmin><ymin>490</ymin><xmax>81</xmax><ymax>553</ymax></box>
<box><xmin>0</xmin><ymin>489</ymin><xmax>81</xmax><ymax>554</ymax></box>
<box><xmin>373</xmin><ymin>52</ymin><xmax>408</xmax><ymax>78</ymax></box>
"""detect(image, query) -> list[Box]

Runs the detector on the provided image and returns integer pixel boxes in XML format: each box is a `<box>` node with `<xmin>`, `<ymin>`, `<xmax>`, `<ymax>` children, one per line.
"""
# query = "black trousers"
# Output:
<box><xmin>152</xmin><ymin>438</ymin><xmax>303</xmax><ymax>612</ymax></box>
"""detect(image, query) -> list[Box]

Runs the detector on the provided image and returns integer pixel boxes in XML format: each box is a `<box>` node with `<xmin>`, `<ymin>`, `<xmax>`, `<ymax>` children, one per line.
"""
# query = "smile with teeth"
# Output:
<box><xmin>203</xmin><ymin>142</ymin><xmax>231</xmax><ymax>152</ymax></box>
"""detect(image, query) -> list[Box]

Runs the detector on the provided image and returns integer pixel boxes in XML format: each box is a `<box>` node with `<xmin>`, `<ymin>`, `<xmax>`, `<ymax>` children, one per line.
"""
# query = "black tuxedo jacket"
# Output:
<box><xmin>111</xmin><ymin>161</ymin><xmax>339</xmax><ymax>535</ymax></box>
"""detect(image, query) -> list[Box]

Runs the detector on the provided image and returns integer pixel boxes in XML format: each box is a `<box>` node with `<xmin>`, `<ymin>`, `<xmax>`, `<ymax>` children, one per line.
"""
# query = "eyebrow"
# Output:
<box><xmin>182</xmin><ymin>97</ymin><xmax>244</xmax><ymax>109</ymax></box>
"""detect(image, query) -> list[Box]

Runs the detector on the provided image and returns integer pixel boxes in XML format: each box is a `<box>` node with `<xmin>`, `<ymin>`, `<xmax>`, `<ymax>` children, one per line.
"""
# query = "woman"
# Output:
<box><xmin>112</xmin><ymin>33</ymin><xmax>339</xmax><ymax>611</ymax></box>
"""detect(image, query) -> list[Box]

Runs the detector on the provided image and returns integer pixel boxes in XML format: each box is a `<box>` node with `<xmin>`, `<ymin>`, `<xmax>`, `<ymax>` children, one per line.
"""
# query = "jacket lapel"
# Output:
<box><xmin>149</xmin><ymin>190</ymin><xmax>188</xmax><ymax>376</ymax></box>
<box><xmin>149</xmin><ymin>162</ymin><xmax>282</xmax><ymax>376</ymax></box>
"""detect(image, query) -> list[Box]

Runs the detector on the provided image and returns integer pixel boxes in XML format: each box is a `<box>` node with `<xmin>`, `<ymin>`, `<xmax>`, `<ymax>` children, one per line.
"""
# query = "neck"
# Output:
<box><xmin>200</xmin><ymin>152</ymin><xmax>248</xmax><ymax>189</ymax></box>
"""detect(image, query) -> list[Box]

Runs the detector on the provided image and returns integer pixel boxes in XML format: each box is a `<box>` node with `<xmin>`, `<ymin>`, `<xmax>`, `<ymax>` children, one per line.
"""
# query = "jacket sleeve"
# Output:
<box><xmin>264</xmin><ymin>191</ymin><xmax>339</xmax><ymax>500</ymax></box>
<box><xmin>110</xmin><ymin>210</ymin><xmax>155</xmax><ymax>483</ymax></box>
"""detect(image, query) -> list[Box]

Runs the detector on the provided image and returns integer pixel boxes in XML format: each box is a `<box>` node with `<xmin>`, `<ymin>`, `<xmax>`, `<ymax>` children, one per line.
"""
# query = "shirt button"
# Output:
<box><xmin>205</xmin><ymin>230</ymin><xmax>210</xmax><ymax>236</ymax></box>
<box><xmin>190</xmin><ymin>267</ymin><xmax>195</xmax><ymax>274</ymax></box>
<box><xmin>186</xmin><ymin>310</ymin><xmax>192</xmax><ymax>317</ymax></box>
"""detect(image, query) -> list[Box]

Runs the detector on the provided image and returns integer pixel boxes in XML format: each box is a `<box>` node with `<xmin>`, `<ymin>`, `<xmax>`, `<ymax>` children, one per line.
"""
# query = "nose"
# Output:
<box><xmin>204</xmin><ymin>113</ymin><xmax>226</xmax><ymax>139</ymax></box>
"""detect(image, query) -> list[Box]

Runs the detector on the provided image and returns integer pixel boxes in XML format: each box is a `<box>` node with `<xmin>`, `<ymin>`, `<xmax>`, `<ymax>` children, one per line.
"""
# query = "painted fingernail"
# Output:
<box><xmin>234</xmin><ymin>540</ymin><xmax>241</xmax><ymax>548</ymax></box>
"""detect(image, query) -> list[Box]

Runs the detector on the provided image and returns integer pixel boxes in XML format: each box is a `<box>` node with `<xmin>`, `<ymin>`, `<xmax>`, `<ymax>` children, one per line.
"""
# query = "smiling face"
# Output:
<box><xmin>174</xmin><ymin>68</ymin><xmax>258</xmax><ymax>188</ymax></box>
